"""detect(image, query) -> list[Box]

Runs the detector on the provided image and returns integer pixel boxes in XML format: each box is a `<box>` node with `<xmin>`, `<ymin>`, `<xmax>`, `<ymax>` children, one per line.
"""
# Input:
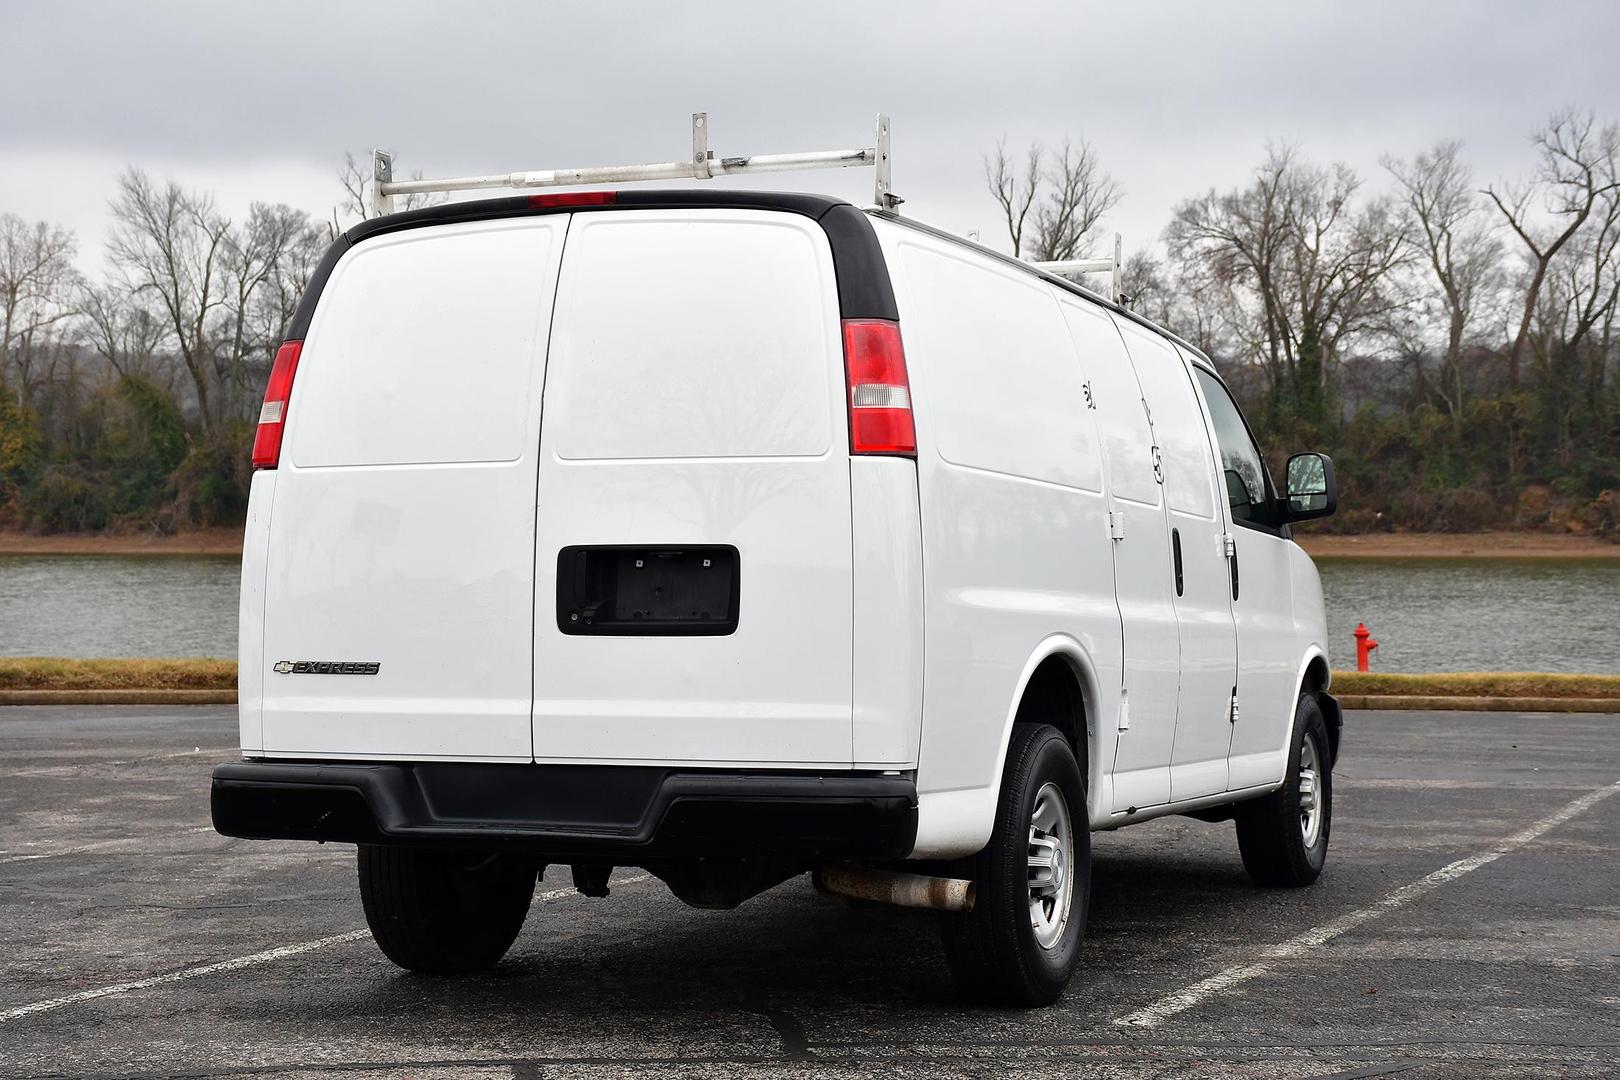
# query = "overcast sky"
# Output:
<box><xmin>4</xmin><ymin>0</ymin><xmax>1618</xmax><ymax>274</ymax></box>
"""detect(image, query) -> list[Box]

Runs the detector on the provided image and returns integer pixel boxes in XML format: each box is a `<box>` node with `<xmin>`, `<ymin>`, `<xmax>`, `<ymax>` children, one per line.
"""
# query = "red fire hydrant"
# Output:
<box><xmin>1354</xmin><ymin>622</ymin><xmax>1379</xmax><ymax>672</ymax></box>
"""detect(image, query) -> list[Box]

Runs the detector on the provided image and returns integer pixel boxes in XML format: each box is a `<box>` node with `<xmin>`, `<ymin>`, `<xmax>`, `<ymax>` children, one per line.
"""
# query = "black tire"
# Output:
<box><xmin>940</xmin><ymin>723</ymin><xmax>1089</xmax><ymax>1006</ymax></box>
<box><xmin>357</xmin><ymin>845</ymin><xmax>538</xmax><ymax>973</ymax></box>
<box><xmin>1235</xmin><ymin>693</ymin><xmax>1332</xmax><ymax>886</ymax></box>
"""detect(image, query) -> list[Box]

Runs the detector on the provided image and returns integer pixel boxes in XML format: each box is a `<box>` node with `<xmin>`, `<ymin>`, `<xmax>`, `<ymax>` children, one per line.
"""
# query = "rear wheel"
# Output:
<box><xmin>1235</xmin><ymin>694</ymin><xmax>1332</xmax><ymax>886</ymax></box>
<box><xmin>940</xmin><ymin>723</ymin><xmax>1089</xmax><ymax>1006</ymax></box>
<box><xmin>357</xmin><ymin>845</ymin><xmax>538</xmax><ymax>973</ymax></box>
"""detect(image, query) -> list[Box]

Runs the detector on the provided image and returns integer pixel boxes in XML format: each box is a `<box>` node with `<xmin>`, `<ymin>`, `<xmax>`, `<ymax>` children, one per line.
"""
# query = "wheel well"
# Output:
<box><xmin>1303</xmin><ymin>655</ymin><xmax>1330</xmax><ymax>696</ymax></box>
<box><xmin>1014</xmin><ymin>654</ymin><xmax>1089</xmax><ymax>778</ymax></box>
<box><xmin>1301</xmin><ymin>654</ymin><xmax>1339</xmax><ymax>763</ymax></box>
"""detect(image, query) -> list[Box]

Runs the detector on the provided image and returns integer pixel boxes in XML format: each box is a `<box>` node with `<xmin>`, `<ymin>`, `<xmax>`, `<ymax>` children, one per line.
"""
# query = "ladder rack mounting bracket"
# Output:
<box><xmin>1031</xmin><ymin>232</ymin><xmax>1125</xmax><ymax>305</ymax></box>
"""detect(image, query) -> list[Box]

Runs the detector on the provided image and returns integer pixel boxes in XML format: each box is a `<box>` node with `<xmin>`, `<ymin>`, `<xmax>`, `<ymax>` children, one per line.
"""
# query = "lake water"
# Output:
<box><xmin>2</xmin><ymin>553</ymin><xmax>1617</xmax><ymax>673</ymax></box>
<box><xmin>0</xmin><ymin>556</ymin><xmax>241</xmax><ymax>660</ymax></box>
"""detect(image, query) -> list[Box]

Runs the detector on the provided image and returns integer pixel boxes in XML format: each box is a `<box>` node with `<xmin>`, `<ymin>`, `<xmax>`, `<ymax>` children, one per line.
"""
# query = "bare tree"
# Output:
<box><xmin>1484</xmin><ymin>108</ymin><xmax>1620</xmax><ymax>387</ymax></box>
<box><xmin>217</xmin><ymin>203</ymin><xmax>322</xmax><ymax>421</ymax></box>
<box><xmin>107</xmin><ymin>168</ymin><xmax>232</xmax><ymax>430</ymax></box>
<box><xmin>1383</xmin><ymin>139</ymin><xmax>1505</xmax><ymax>420</ymax></box>
<box><xmin>0</xmin><ymin>213</ymin><xmax>80</xmax><ymax>405</ymax></box>
<box><xmin>79</xmin><ymin>283</ymin><xmax>170</xmax><ymax>382</ymax></box>
<box><xmin>983</xmin><ymin>137</ymin><xmax>1121</xmax><ymax>261</ymax></box>
<box><xmin>1027</xmin><ymin>139</ymin><xmax>1122</xmax><ymax>262</ymax></box>
<box><xmin>249</xmin><ymin>216</ymin><xmax>326</xmax><ymax>349</ymax></box>
<box><xmin>984</xmin><ymin>139</ymin><xmax>1042</xmax><ymax>257</ymax></box>
<box><xmin>1169</xmin><ymin>145</ymin><xmax>1408</xmax><ymax>421</ymax></box>
<box><xmin>1536</xmin><ymin>165</ymin><xmax>1620</xmax><ymax>459</ymax></box>
<box><xmin>1167</xmin><ymin>146</ymin><xmax>1297</xmax><ymax>393</ymax></box>
<box><xmin>1118</xmin><ymin>249</ymin><xmax>1234</xmax><ymax>361</ymax></box>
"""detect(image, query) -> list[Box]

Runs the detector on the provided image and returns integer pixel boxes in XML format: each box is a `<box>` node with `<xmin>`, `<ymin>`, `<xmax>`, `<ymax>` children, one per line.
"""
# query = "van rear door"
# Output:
<box><xmin>531</xmin><ymin>209</ymin><xmax>854</xmax><ymax>766</ymax></box>
<box><xmin>258</xmin><ymin>217</ymin><xmax>566</xmax><ymax>760</ymax></box>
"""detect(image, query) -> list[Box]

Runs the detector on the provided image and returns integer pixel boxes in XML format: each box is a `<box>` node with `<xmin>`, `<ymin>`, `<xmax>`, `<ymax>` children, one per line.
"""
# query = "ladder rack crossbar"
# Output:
<box><xmin>371</xmin><ymin>113</ymin><xmax>900</xmax><ymax>214</ymax></box>
<box><xmin>380</xmin><ymin>147</ymin><xmax>877</xmax><ymax>197</ymax></box>
<box><xmin>1032</xmin><ymin>259</ymin><xmax>1113</xmax><ymax>276</ymax></box>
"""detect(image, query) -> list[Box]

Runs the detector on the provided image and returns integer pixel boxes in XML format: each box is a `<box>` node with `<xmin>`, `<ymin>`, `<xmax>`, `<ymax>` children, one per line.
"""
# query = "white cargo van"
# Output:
<box><xmin>214</xmin><ymin>167</ymin><xmax>1341</xmax><ymax>1006</ymax></box>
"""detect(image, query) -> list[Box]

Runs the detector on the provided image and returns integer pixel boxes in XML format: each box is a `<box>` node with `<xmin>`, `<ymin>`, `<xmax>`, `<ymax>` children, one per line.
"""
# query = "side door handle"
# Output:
<box><xmin>1223</xmin><ymin>533</ymin><xmax>1239</xmax><ymax>601</ymax></box>
<box><xmin>1171</xmin><ymin>528</ymin><xmax>1183</xmax><ymax>596</ymax></box>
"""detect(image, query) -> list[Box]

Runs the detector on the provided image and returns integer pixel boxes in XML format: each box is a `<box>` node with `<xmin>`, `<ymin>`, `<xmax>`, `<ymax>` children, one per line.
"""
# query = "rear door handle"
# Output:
<box><xmin>1171</xmin><ymin>528</ymin><xmax>1183</xmax><ymax>596</ymax></box>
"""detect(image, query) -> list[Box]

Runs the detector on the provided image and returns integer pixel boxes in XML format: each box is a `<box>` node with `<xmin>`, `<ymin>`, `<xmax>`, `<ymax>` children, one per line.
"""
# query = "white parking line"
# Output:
<box><xmin>538</xmin><ymin>872</ymin><xmax>650</xmax><ymax>902</ymax></box>
<box><xmin>0</xmin><ymin>931</ymin><xmax>373</xmax><ymax>1024</ymax></box>
<box><xmin>0</xmin><ymin>826</ymin><xmax>218</xmax><ymax>865</ymax></box>
<box><xmin>0</xmin><ymin>872</ymin><xmax>651</xmax><ymax>1024</ymax></box>
<box><xmin>8</xmin><ymin>747</ymin><xmax>235</xmax><ymax>778</ymax></box>
<box><xmin>1114</xmin><ymin>779</ymin><xmax>1620</xmax><ymax>1029</ymax></box>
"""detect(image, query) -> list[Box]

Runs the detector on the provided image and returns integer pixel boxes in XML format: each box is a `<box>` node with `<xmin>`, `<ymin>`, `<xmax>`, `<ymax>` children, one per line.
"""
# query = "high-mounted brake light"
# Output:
<box><xmin>528</xmin><ymin>191</ymin><xmax>618</xmax><ymax>209</ymax></box>
<box><xmin>842</xmin><ymin>319</ymin><xmax>915</xmax><ymax>456</ymax></box>
<box><xmin>251</xmin><ymin>340</ymin><xmax>302</xmax><ymax>469</ymax></box>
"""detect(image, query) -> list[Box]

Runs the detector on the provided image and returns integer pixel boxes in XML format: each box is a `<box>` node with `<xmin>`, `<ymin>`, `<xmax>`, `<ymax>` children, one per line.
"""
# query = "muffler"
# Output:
<box><xmin>814</xmin><ymin>866</ymin><xmax>976</xmax><ymax>912</ymax></box>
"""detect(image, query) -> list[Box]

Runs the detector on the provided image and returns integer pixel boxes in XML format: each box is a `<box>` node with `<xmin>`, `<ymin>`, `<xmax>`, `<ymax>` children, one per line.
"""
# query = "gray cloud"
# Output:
<box><xmin>4</xmin><ymin>0</ymin><xmax>1619</xmax><ymax>261</ymax></box>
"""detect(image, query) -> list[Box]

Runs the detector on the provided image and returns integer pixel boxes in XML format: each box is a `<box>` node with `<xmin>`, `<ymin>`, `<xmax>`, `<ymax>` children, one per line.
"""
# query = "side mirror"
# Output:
<box><xmin>1284</xmin><ymin>452</ymin><xmax>1337</xmax><ymax>521</ymax></box>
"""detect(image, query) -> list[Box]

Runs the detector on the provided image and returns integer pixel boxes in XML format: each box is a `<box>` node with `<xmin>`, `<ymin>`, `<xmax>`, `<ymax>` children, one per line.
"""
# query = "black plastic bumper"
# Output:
<box><xmin>211</xmin><ymin>761</ymin><xmax>917</xmax><ymax>861</ymax></box>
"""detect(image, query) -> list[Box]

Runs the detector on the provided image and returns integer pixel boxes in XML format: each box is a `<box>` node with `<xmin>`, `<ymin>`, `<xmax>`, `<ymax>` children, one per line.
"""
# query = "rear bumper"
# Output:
<box><xmin>211</xmin><ymin>761</ymin><xmax>917</xmax><ymax>861</ymax></box>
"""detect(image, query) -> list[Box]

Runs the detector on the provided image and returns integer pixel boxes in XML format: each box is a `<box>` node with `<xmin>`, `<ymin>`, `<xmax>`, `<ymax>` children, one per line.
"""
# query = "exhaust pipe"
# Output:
<box><xmin>814</xmin><ymin>866</ymin><xmax>975</xmax><ymax>912</ymax></box>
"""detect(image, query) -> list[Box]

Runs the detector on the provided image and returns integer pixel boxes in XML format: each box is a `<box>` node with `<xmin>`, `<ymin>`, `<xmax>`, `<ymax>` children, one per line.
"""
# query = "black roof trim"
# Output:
<box><xmin>285</xmin><ymin>234</ymin><xmax>348</xmax><ymax>341</ymax></box>
<box><xmin>285</xmin><ymin>191</ymin><xmax>897</xmax><ymax>341</ymax></box>
<box><xmin>345</xmin><ymin>195</ymin><xmax>535</xmax><ymax>244</ymax></box>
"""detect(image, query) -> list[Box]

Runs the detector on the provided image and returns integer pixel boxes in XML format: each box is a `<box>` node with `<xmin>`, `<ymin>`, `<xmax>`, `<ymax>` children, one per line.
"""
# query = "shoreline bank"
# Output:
<box><xmin>0</xmin><ymin>527</ymin><xmax>243</xmax><ymax>556</ymax></box>
<box><xmin>2</xmin><ymin>527</ymin><xmax>1617</xmax><ymax>560</ymax></box>
<box><xmin>1298</xmin><ymin>531</ymin><xmax>1620</xmax><ymax>559</ymax></box>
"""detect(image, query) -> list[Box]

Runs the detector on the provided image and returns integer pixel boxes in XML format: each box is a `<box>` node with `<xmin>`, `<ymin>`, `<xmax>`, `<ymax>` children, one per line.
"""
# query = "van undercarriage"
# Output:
<box><xmin>213</xmin><ymin>761</ymin><xmax>919</xmax><ymax>910</ymax></box>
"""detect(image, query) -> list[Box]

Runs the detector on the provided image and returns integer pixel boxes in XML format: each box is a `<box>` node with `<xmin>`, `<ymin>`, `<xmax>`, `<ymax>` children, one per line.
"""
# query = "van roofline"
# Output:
<box><xmin>284</xmin><ymin>189</ymin><xmax>1213</xmax><ymax>381</ymax></box>
<box><xmin>863</xmin><ymin>209</ymin><xmax>1220</xmax><ymax>376</ymax></box>
<box><xmin>284</xmin><ymin>191</ymin><xmax>897</xmax><ymax>341</ymax></box>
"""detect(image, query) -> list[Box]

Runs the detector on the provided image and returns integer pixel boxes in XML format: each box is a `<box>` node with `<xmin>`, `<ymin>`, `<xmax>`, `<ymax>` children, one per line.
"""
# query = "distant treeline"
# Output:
<box><xmin>0</xmin><ymin>155</ymin><xmax>429</xmax><ymax>534</ymax></box>
<box><xmin>992</xmin><ymin>107</ymin><xmax>1619</xmax><ymax>537</ymax></box>
<box><xmin>3</xmin><ymin>112</ymin><xmax>1619</xmax><ymax>538</ymax></box>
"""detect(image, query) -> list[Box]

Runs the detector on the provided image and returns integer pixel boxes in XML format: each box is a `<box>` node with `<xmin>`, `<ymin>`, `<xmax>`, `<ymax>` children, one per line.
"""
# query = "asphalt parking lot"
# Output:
<box><xmin>1</xmin><ymin>707</ymin><xmax>1616</xmax><ymax>1079</ymax></box>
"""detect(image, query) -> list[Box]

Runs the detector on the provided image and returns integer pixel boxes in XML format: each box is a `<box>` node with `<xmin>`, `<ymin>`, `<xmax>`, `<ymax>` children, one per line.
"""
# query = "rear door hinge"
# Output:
<box><xmin>1222</xmin><ymin>533</ymin><xmax>1237</xmax><ymax>559</ymax></box>
<box><xmin>1108</xmin><ymin>511</ymin><xmax>1126</xmax><ymax>540</ymax></box>
<box><xmin>1229</xmin><ymin>688</ymin><xmax>1240</xmax><ymax>725</ymax></box>
<box><xmin>1117</xmin><ymin>688</ymin><xmax>1131</xmax><ymax>731</ymax></box>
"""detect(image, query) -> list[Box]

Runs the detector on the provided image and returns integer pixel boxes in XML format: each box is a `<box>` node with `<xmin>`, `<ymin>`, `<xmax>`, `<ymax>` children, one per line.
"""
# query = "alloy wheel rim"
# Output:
<box><xmin>1027</xmin><ymin>781</ymin><xmax>1074</xmax><ymax>949</ymax></box>
<box><xmin>1298</xmin><ymin>733</ymin><xmax>1323</xmax><ymax>848</ymax></box>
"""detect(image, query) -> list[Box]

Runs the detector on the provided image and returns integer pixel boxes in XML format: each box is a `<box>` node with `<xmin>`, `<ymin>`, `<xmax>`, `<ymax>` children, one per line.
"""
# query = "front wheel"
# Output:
<box><xmin>358</xmin><ymin>845</ymin><xmax>538</xmax><ymax>973</ymax></box>
<box><xmin>940</xmin><ymin>723</ymin><xmax>1090</xmax><ymax>1006</ymax></box>
<box><xmin>1234</xmin><ymin>693</ymin><xmax>1333</xmax><ymax>886</ymax></box>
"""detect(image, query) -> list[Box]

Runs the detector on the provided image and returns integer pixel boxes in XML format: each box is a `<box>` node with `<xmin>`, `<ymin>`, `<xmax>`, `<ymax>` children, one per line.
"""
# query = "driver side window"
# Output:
<box><xmin>1194</xmin><ymin>368</ymin><xmax>1274</xmax><ymax>526</ymax></box>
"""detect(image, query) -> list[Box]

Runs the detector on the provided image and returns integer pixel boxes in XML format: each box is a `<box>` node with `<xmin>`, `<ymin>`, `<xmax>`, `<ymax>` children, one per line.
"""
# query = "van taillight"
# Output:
<box><xmin>251</xmin><ymin>340</ymin><xmax>302</xmax><ymax>469</ymax></box>
<box><xmin>841</xmin><ymin>319</ymin><xmax>915</xmax><ymax>457</ymax></box>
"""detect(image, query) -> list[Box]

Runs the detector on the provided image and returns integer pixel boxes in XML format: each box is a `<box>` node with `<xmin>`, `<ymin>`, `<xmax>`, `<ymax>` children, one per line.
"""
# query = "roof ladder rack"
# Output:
<box><xmin>1031</xmin><ymin>232</ymin><xmax>1125</xmax><ymax>305</ymax></box>
<box><xmin>370</xmin><ymin>112</ymin><xmax>902</xmax><ymax>218</ymax></box>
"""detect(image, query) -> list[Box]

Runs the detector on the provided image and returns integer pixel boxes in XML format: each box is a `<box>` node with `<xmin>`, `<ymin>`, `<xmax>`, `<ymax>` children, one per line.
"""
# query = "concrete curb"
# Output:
<box><xmin>1336</xmin><ymin>694</ymin><xmax>1620</xmax><ymax>713</ymax></box>
<box><xmin>0</xmin><ymin>689</ymin><xmax>237</xmax><ymax>706</ymax></box>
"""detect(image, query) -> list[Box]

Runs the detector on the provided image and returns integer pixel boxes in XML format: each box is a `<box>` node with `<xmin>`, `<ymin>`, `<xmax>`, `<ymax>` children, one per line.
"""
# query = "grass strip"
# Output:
<box><xmin>0</xmin><ymin>657</ymin><xmax>236</xmax><ymax>691</ymax></box>
<box><xmin>0</xmin><ymin>659</ymin><xmax>1615</xmax><ymax>700</ymax></box>
<box><xmin>1331</xmin><ymin>671</ymin><xmax>1620</xmax><ymax>699</ymax></box>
